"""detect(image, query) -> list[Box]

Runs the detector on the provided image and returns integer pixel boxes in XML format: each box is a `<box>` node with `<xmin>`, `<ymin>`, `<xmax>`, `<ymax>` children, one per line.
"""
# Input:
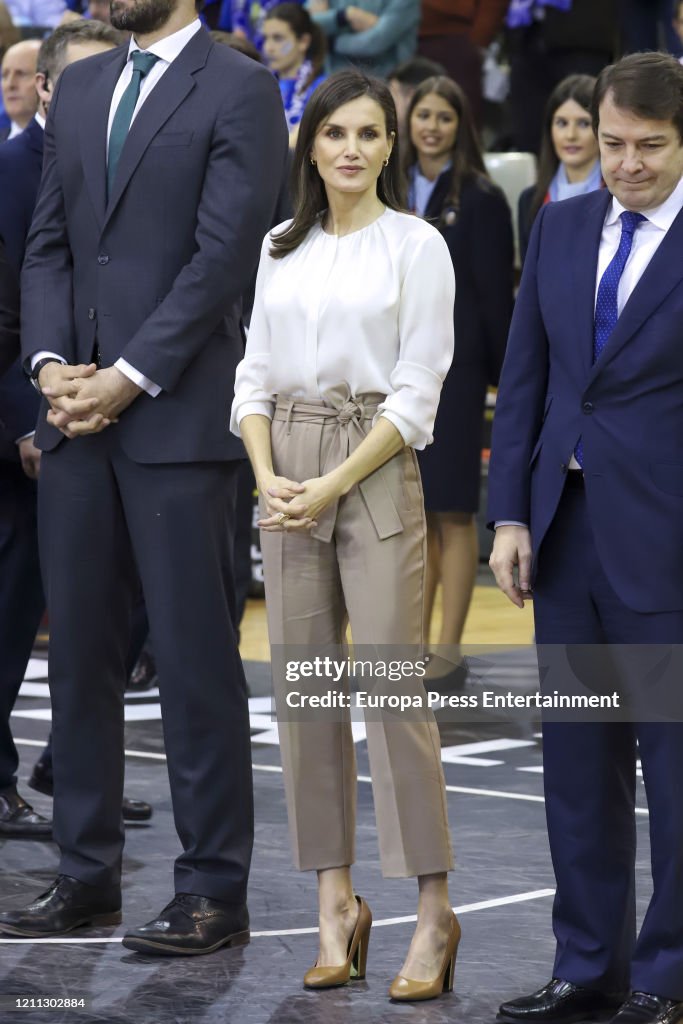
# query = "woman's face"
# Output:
<box><xmin>263</xmin><ymin>18</ymin><xmax>308</xmax><ymax>77</ymax></box>
<box><xmin>310</xmin><ymin>96</ymin><xmax>394</xmax><ymax>198</ymax></box>
<box><xmin>409</xmin><ymin>92</ymin><xmax>458</xmax><ymax>162</ymax></box>
<box><xmin>550</xmin><ymin>98</ymin><xmax>599</xmax><ymax>174</ymax></box>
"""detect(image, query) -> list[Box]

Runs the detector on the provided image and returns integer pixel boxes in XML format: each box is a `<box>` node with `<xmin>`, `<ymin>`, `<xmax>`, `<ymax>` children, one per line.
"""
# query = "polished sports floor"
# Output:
<box><xmin>1</xmin><ymin>579</ymin><xmax>653</xmax><ymax>1024</ymax></box>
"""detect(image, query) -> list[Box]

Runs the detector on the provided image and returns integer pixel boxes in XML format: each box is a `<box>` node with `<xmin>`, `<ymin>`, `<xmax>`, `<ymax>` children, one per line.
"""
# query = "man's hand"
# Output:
<box><xmin>489</xmin><ymin>525</ymin><xmax>533</xmax><ymax>608</ymax></box>
<box><xmin>18</xmin><ymin>436</ymin><xmax>41</xmax><ymax>480</ymax></box>
<box><xmin>39</xmin><ymin>361</ymin><xmax>97</xmax><ymax>406</ymax></box>
<box><xmin>45</xmin><ymin>366</ymin><xmax>142</xmax><ymax>437</ymax></box>
<box><xmin>345</xmin><ymin>6</ymin><xmax>379</xmax><ymax>30</ymax></box>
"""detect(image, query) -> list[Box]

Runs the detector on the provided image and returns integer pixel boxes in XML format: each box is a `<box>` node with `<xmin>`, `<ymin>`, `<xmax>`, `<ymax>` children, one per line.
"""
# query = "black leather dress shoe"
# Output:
<box><xmin>0</xmin><ymin>875</ymin><xmax>121</xmax><ymax>937</ymax></box>
<box><xmin>499</xmin><ymin>979</ymin><xmax>626</xmax><ymax>1022</ymax></box>
<box><xmin>119</xmin><ymin>798</ymin><xmax>153</xmax><ymax>822</ymax></box>
<box><xmin>27</xmin><ymin>763</ymin><xmax>152</xmax><ymax>822</ymax></box>
<box><xmin>122</xmin><ymin>894</ymin><xmax>249</xmax><ymax>956</ymax></box>
<box><xmin>610</xmin><ymin>993</ymin><xmax>683</xmax><ymax>1023</ymax></box>
<box><xmin>126</xmin><ymin>650</ymin><xmax>158</xmax><ymax>693</ymax></box>
<box><xmin>0</xmin><ymin>787</ymin><xmax>52</xmax><ymax>838</ymax></box>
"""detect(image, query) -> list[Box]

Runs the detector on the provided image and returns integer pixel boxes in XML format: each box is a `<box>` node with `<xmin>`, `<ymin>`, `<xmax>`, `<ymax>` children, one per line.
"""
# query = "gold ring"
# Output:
<box><xmin>276</xmin><ymin>512</ymin><xmax>290</xmax><ymax>526</ymax></box>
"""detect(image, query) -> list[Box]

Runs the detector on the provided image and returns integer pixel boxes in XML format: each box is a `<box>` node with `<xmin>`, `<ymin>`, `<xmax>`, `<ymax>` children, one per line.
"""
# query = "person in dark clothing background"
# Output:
<box><xmin>507</xmin><ymin>0</ymin><xmax>617</xmax><ymax>154</ymax></box>
<box><xmin>405</xmin><ymin>75</ymin><xmax>514</xmax><ymax>681</ymax></box>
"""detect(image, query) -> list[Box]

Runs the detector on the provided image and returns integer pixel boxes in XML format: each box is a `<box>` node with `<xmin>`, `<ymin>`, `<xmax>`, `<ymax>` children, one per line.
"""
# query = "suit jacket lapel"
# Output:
<box><xmin>586</xmin><ymin>204</ymin><xmax>683</xmax><ymax>385</ymax></box>
<box><xmin>24</xmin><ymin>118</ymin><xmax>44</xmax><ymax>155</ymax></box>
<box><xmin>423</xmin><ymin>170</ymin><xmax>451</xmax><ymax>222</ymax></box>
<box><xmin>103</xmin><ymin>28</ymin><xmax>211</xmax><ymax>230</ymax></box>
<box><xmin>571</xmin><ymin>190</ymin><xmax>609</xmax><ymax>380</ymax></box>
<box><xmin>79</xmin><ymin>46</ymin><xmax>128</xmax><ymax>227</ymax></box>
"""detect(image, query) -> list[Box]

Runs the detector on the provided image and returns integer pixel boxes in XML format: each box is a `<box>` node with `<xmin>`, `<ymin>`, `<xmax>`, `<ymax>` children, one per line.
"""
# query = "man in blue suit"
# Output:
<box><xmin>0</xmin><ymin>19</ymin><xmax>152</xmax><ymax>841</ymax></box>
<box><xmin>489</xmin><ymin>53</ymin><xmax>683</xmax><ymax>1024</ymax></box>
<box><xmin>0</xmin><ymin>0</ymin><xmax>287</xmax><ymax>953</ymax></box>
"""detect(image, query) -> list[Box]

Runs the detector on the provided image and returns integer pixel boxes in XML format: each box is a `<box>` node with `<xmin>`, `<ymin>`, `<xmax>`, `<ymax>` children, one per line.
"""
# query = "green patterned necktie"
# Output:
<box><xmin>107</xmin><ymin>50</ymin><xmax>160</xmax><ymax>199</ymax></box>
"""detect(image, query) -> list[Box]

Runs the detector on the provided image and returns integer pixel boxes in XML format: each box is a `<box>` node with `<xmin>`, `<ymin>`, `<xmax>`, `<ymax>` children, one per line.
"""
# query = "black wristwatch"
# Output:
<box><xmin>30</xmin><ymin>357</ymin><xmax>63</xmax><ymax>394</ymax></box>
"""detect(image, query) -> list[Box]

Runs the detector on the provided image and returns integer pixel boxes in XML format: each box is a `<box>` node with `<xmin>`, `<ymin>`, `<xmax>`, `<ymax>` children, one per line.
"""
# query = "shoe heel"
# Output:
<box><xmin>227</xmin><ymin>929</ymin><xmax>250</xmax><ymax>949</ymax></box>
<box><xmin>350</xmin><ymin>927</ymin><xmax>370</xmax><ymax>980</ymax></box>
<box><xmin>443</xmin><ymin>952</ymin><xmax>456</xmax><ymax>993</ymax></box>
<box><xmin>91</xmin><ymin>910</ymin><xmax>122</xmax><ymax>927</ymax></box>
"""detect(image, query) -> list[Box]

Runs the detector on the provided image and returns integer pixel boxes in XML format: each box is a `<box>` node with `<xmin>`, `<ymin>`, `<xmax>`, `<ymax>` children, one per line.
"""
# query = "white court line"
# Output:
<box><xmin>0</xmin><ymin>889</ymin><xmax>555</xmax><ymax>945</ymax></box>
<box><xmin>13</xmin><ymin>740</ymin><xmax>649</xmax><ymax>813</ymax></box>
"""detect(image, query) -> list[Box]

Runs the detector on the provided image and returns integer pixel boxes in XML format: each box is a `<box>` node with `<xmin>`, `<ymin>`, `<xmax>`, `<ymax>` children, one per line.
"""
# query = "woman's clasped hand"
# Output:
<box><xmin>258</xmin><ymin>472</ymin><xmax>346</xmax><ymax>530</ymax></box>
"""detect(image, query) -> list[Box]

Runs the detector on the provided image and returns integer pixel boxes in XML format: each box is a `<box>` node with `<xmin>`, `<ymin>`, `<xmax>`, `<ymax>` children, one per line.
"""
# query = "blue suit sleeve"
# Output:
<box><xmin>486</xmin><ymin>203</ymin><xmax>551</xmax><ymax>528</ymax></box>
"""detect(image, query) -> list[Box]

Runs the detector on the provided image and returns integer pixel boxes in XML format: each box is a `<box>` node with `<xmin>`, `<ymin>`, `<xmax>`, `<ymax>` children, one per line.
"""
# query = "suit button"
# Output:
<box><xmin>582</xmin><ymin>401</ymin><xmax>594</xmax><ymax>414</ymax></box>
<box><xmin>97</xmin><ymin>254</ymin><xmax>109</xmax><ymax>265</ymax></box>
<box><xmin>560</xmin><ymin>463</ymin><xmax>567</xmax><ymax>473</ymax></box>
<box><xmin>88</xmin><ymin>308</ymin><xmax>96</xmax><ymax>320</ymax></box>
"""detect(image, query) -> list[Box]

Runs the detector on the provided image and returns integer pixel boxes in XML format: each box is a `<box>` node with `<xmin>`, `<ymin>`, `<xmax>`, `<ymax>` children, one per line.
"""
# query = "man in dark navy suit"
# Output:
<box><xmin>0</xmin><ymin>240</ymin><xmax>19</xmax><ymax>377</ymax></box>
<box><xmin>489</xmin><ymin>53</ymin><xmax>683</xmax><ymax>1024</ymax></box>
<box><xmin>0</xmin><ymin>20</ymin><xmax>152</xmax><ymax>842</ymax></box>
<box><xmin>0</xmin><ymin>0</ymin><xmax>287</xmax><ymax>954</ymax></box>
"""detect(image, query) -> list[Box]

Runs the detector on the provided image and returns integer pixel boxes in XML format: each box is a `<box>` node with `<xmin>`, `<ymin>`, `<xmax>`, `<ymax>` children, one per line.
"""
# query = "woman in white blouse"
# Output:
<box><xmin>231</xmin><ymin>70</ymin><xmax>458</xmax><ymax>1002</ymax></box>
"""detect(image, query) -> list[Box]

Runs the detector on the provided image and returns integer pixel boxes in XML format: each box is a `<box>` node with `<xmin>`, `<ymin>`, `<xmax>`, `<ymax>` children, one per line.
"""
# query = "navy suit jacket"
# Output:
<box><xmin>21</xmin><ymin>28</ymin><xmax>288</xmax><ymax>461</ymax></box>
<box><xmin>0</xmin><ymin>120</ymin><xmax>43</xmax><ymax>456</ymax></box>
<box><xmin>0</xmin><ymin>237</ymin><xmax>20</xmax><ymax>381</ymax></box>
<box><xmin>487</xmin><ymin>188</ymin><xmax>683</xmax><ymax>613</ymax></box>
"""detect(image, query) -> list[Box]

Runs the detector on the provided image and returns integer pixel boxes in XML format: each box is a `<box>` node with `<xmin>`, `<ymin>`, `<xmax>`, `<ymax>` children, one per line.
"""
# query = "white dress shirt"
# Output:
<box><xmin>496</xmin><ymin>174</ymin><xmax>683</xmax><ymax>526</ymax></box>
<box><xmin>230</xmin><ymin>208</ymin><xmax>455</xmax><ymax>450</ymax></box>
<box><xmin>30</xmin><ymin>19</ymin><xmax>203</xmax><ymax>397</ymax></box>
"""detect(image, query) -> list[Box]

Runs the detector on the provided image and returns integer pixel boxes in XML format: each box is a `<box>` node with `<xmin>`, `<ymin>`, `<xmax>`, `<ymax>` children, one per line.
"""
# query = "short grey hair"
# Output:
<box><xmin>37</xmin><ymin>19</ymin><xmax>123</xmax><ymax>83</ymax></box>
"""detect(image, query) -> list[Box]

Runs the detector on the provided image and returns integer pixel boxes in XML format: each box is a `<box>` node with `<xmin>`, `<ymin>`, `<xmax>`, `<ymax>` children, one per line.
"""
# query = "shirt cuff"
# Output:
<box><xmin>115</xmin><ymin>358</ymin><xmax>161</xmax><ymax>397</ymax></box>
<box><xmin>30</xmin><ymin>351</ymin><xmax>66</xmax><ymax>371</ymax></box>
<box><xmin>15</xmin><ymin>431</ymin><xmax>35</xmax><ymax>444</ymax></box>
<box><xmin>494</xmin><ymin>521</ymin><xmax>528</xmax><ymax>529</ymax></box>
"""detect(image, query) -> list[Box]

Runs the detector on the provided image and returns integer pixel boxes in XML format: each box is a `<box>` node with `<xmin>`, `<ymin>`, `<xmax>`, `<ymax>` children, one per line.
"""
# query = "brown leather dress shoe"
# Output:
<box><xmin>0</xmin><ymin>787</ymin><xmax>51</xmax><ymax>838</ymax></box>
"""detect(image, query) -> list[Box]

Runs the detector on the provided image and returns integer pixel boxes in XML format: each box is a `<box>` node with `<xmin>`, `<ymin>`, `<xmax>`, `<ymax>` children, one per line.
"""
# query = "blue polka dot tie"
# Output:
<box><xmin>574</xmin><ymin>210</ymin><xmax>646</xmax><ymax>467</ymax></box>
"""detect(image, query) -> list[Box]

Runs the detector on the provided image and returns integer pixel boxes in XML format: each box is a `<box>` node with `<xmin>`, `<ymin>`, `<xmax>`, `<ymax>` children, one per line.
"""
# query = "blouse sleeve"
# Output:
<box><xmin>378</xmin><ymin>229</ymin><xmax>455</xmax><ymax>449</ymax></box>
<box><xmin>229</xmin><ymin>232</ymin><xmax>276</xmax><ymax>436</ymax></box>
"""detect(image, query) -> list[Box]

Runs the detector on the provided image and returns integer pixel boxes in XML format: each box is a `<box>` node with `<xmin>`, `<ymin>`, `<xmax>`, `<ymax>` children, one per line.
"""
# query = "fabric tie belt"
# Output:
<box><xmin>273</xmin><ymin>391</ymin><xmax>404</xmax><ymax>544</ymax></box>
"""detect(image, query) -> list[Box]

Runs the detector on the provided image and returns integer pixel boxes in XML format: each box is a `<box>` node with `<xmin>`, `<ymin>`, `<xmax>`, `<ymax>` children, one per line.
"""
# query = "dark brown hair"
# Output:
<box><xmin>592</xmin><ymin>52</ymin><xmax>683</xmax><ymax>143</ymax></box>
<box><xmin>528</xmin><ymin>73</ymin><xmax>597</xmax><ymax>224</ymax></box>
<box><xmin>403</xmin><ymin>76</ymin><xmax>488</xmax><ymax>219</ymax></box>
<box><xmin>209</xmin><ymin>30</ymin><xmax>263</xmax><ymax>64</ymax></box>
<box><xmin>263</xmin><ymin>3</ymin><xmax>326</xmax><ymax>90</ymax></box>
<box><xmin>270</xmin><ymin>69</ymin><xmax>404</xmax><ymax>259</ymax></box>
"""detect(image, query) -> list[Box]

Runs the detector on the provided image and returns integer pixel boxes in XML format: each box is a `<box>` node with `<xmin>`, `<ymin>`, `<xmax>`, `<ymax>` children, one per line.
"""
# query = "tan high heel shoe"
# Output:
<box><xmin>303</xmin><ymin>895</ymin><xmax>372</xmax><ymax>989</ymax></box>
<box><xmin>389</xmin><ymin>911</ymin><xmax>461</xmax><ymax>1002</ymax></box>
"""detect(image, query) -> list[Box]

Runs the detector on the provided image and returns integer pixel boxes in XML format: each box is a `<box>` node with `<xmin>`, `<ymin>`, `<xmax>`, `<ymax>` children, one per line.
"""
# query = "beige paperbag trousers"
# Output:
<box><xmin>260</xmin><ymin>392</ymin><xmax>453</xmax><ymax>878</ymax></box>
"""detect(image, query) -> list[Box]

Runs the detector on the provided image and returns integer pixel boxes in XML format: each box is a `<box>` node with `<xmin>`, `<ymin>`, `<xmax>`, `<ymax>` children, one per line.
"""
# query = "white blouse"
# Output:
<box><xmin>230</xmin><ymin>207</ymin><xmax>455</xmax><ymax>450</ymax></box>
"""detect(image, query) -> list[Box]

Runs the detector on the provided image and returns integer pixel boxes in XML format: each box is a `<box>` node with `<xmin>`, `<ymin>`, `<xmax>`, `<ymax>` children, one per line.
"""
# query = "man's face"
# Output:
<box><xmin>110</xmin><ymin>0</ymin><xmax>176</xmax><ymax>35</ymax></box>
<box><xmin>1</xmin><ymin>41</ymin><xmax>40</xmax><ymax>127</ymax></box>
<box><xmin>598</xmin><ymin>90</ymin><xmax>683</xmax><ymax>211</ymax></box>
